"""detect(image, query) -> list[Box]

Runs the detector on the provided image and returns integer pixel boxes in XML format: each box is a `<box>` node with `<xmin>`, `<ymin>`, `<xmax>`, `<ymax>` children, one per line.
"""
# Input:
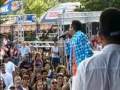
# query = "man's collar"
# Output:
<box><xmin>102</xmin><ymin>44</ymin><xmax>120</xmax><ymax>51</ymax></box>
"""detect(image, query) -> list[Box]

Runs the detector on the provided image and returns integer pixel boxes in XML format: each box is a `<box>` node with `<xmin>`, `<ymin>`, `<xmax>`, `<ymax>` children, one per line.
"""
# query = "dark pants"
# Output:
<box><xmin>52</xmin><ymin>57</ymin><xmax>60</xmax><ymax>70</ymax></box>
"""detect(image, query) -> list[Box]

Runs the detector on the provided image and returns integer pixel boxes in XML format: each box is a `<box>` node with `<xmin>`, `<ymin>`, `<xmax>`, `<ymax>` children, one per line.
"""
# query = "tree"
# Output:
<box><xmin>0</xmin><ymin>0</ymin><xmax>5</xmax><ymax>6</ymax></box>
<box><xmin>78</xmin><ymin>0</ymin><xmax>120</xmax><ymax>11</ymax></box>
<box><xmin>58</xmin><ymin>0</ymin><xmax>80</xmax><ymax>3</ymax></box>
<box><xmin>0</xmin><ymin>0</ymin><xmax>9</xmax><ymax>24</ymax></box>
<box><xmin>24</xmin><ymin>0</ymin><xmax>57</xmax><ymax>17</ymax></box>
<box><xmin>0</xmin><ymin>17</ymin><xmax>5</xmax><ymax>24</ymax></box>
<box><xmin>0</xmin><ymin>15</ymin><xmax>8</xmax><ymax>24</ymax></box>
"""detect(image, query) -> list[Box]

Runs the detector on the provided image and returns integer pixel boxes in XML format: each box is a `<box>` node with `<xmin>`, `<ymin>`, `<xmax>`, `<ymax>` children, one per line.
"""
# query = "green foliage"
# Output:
<box><xmin>58</xmin><ymin>0</ymin><xmax>80</xmax><ymax>3</ymax></box>
<box><xmin>0</xmin><ymin>17</ymin><xmax>4</xmax><ymax>24</ymax></box>
<box><xmin>24</xmin><ymin>0</ymin><xmax>57</xmax><ymax>17</ymax></box>
<box><xmin>78</xmin><ymin>0</ymin><xmax>120</xmax><ymax>11</ymax></box>
<box><xmin>0</xmin><ymin>0</ymin><xmax>4</xmax><ymax>7</ymax></box>
<box><xmin>0</xmin><ymin>16</ymin><xmax>8</xmax><ymax>24</ymax></box>
<box><xmin>24</xmin><ymin>31</ymin><xmax>36</xmax><ymax>41</ymax></box>
<box><xmin>0</xmin><ymin>0</ymin><xmax>5</xmax><ymax>45</ymax></box>
<box><xmin>0</xmin><ymin>0</ymin><xmax>5</xmax><ymax>25</ymax></box>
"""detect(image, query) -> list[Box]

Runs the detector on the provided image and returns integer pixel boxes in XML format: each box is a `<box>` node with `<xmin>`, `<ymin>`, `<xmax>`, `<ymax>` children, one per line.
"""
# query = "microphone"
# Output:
<box><xmin>59</xmin><ymin>31</ymin><xmax>69</xmax><ymax>39</ymax></box>
<box><xmin>59</xmin><ymin>34</ymin><xmax>66</xmax><ymax>38</ymax></box>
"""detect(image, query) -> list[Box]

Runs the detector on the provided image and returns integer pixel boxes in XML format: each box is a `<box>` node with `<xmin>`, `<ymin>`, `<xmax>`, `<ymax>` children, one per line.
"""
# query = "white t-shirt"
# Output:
<box><xmin>3</xmin><ymin>38</ymin><xmax>8</xmax><ymax>46</ymax></box>
<box><xmin>5</xmin><ymin>61</ymin><xmax>15</xmax><ymax>75</ymax></box>
<box><xmin>1</xmin><ymin>72</ymin><xmax>13</xmax><ymax>90</ymax></box>
<box><xmin>0</xmin><ymin>48</ymin><xmax>5</xmax><ymax>60</ymax></box>
<box><xmin>51</xmin><ymin>46</ymin><xmax>59</xmax><ymax>58</ymax></box>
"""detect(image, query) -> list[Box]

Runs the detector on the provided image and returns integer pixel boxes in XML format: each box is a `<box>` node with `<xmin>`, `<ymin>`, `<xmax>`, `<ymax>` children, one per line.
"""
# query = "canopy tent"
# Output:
<box><xmin>39</xmin><ymin>2</ymin><xmax>80</xmax><ymax>25</ymax></box>
<box><xmin>40</xmin><ymin>10</ymin><xmax>63</xmax><ymax>25</ymax></box>
<box><xmin>40</xmin><ymin>11</ymin><xmax>102</xmax><ymax>25</ymax></box>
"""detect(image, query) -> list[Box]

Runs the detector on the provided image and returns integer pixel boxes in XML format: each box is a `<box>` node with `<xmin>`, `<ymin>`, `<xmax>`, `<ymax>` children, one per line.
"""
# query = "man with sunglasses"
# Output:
<box><xmin>72</xmin><ymin>8</ymin><xmax>120</xmax><ymax>90</ymax></box>
<box><xmin>50</xmin><ymin>79</ymin><xmax>58</xmax><ymax>90</ymax></box>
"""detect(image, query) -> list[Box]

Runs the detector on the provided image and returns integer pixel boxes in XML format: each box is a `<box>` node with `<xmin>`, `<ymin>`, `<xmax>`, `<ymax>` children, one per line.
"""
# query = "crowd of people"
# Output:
<box><xmin>0</xmin><ymin>39</ymin><xmax>71</xmax><ymax>90</ymax></box>
<box><xmin>0</xmin><ymin>7</ymin><xmax>120</xmax><ymax>90</ymax></box>
<box><xmin>0</xmin><ymin>19</ymin><xmax>94</xmax><ymax>90</ymax></box>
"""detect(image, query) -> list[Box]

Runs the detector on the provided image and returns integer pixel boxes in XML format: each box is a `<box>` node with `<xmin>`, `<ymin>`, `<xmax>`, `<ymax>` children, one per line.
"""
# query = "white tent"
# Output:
<box><xmin>40</xmin><ymin>11</ymin><xmax>102</xmax><ymax>25</ymax></box>
<box><xmin>59</xmin><ymin>11</ymin><xmax>102</xmax><ymax>24</ymax></box>
<box><xmin>39</xmin><ymin>2</ymin><xmax>81</xmax><ymax>24</ymax></box>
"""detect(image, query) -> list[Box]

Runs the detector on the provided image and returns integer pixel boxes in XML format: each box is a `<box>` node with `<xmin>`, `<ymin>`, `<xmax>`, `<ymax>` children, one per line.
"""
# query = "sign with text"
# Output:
<box><xmin>45</xmin><ymin>10</ymin><xmax>63</xmax><ymax>20</ymax></box>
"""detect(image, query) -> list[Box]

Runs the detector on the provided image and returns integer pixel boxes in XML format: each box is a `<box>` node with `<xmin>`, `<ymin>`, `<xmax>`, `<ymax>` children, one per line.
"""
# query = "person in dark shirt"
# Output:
<box><xmin>19</xmin><ymin>54</ymin><xmax>33</xmax><ymax>71</ymax></box>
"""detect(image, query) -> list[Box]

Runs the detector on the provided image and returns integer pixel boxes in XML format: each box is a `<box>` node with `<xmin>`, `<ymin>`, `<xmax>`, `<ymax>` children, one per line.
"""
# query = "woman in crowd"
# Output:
<box><xmin>33</xmin><ymin>53</ymin><xmax>43</xmax><ymax>69</ymax></box>
<box><xmin>31</xmin><ymin>69</ymin><xmax>42</xmax><ymax>90</ymax></box>
<box><xmin>36</xmin><ymin>80</ymin><xmax>44</xmax><ymax>90</ymax></box>
<box><xmin>9</xmin><ymin>44</ymin><xmax>20</xmax><ymax>66</ymax></box>
<box><xmin>57</xmin><ymin>73</ymin><xmax>64</xmax><ymax>90</ymax></box>
<box><xmin>44</xmin><ymin>61</ymin><xmax>53</xmax><ymax>77</ymax></box>
<box><xmin>56</xmin><ymin>65</ymin><xmax>67</xmax><ymax>76</ymax></box>
<box><xmin>21</xmin><ymin>74</ymin><xmax>32</xmax><ymax>90</ymax></box>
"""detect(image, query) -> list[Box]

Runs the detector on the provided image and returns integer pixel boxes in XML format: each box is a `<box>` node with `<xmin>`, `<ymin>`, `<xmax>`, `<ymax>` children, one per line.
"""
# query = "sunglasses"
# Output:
<box><xmin>52</xmin><ymin>81</ymin><xmax>57</xmax><ymax>84</ymax></box>
<box><xmin>10</xmin><ymin>86</ymin><xmax>15</xmax><ymax>89</ymax></box>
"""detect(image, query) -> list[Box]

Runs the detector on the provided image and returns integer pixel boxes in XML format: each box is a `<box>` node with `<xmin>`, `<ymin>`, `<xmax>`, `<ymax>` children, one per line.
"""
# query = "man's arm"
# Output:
<box><xmin>72</xmin><ymin>62</ymin><xmax>85</xmax><ymax>90</ymax></box>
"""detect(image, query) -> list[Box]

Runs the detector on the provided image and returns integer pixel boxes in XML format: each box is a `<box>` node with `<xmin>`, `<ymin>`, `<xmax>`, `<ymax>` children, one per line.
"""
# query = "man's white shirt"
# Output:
<box><xmin>5</xmin><ymin>61</ymin><xmax>15</xmax><ymax>75</ymax></box>
<box><xmin>51</xmin><ymin>46</ymin><xmax>59</xmax><ymax>58</ymax></box>
<box><xmin>72</xmin><ymin>44</ymin><xmax>120</xmax><ymax>90</ymax></box>
<box><xmin>0</xmin><ymin>72</ymin><xmax>13</xmax><ymax>89</ymax></box>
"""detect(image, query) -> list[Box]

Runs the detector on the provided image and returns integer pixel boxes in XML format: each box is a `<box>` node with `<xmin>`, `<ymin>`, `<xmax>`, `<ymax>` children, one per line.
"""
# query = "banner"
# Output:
<box><xmin>15</xmin><ymin>14</ymin><xmax>36</xmax><ymax>24</ymax></box>
<box><xmin>0</xmin><ymin>1</ymin><xmax>21</xmax><ymax>14</ymax></box>
<box><xmin>45</xmin><ymin>10</ymin><xmax>63</xmax><ymax>20</ymax></box>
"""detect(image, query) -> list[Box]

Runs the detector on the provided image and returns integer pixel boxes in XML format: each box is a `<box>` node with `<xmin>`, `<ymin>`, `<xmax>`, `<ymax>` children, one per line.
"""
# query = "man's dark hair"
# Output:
<box><xmin>99</xmin><ymin>7</ymin><xmax>120</xmax><ymax>44</ymax></box>
<box><xmin>41</xmin><ymin>68</ymin><xmax>48</xmax><ymax>74</ymax></box>
<box><xmin>71</xmin><ymin>20</ymin><xmax>82</xmax><ymax>32</ymax></box>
